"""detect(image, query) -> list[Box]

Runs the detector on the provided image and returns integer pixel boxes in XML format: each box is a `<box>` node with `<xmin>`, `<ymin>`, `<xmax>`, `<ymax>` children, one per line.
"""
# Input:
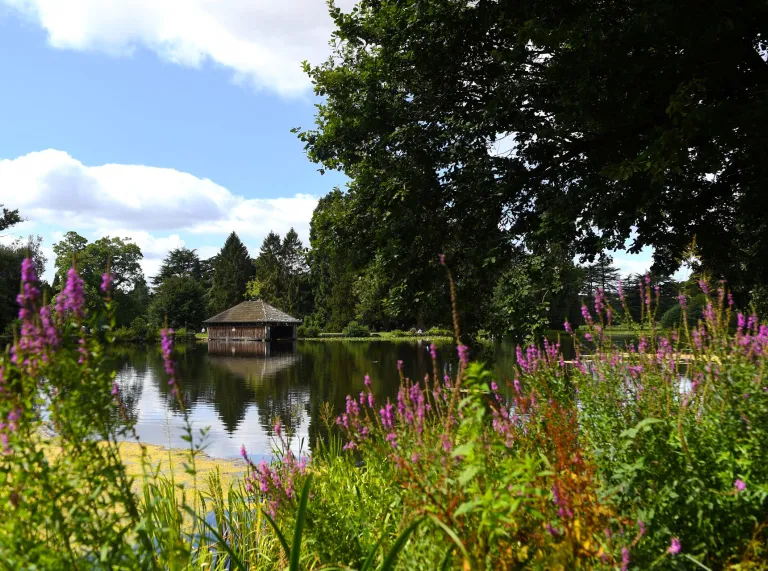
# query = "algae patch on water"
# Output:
<box><xmin>116</xmin><ymin>441</ymin><xmax>246</xmax><ymax>491</ymax></box>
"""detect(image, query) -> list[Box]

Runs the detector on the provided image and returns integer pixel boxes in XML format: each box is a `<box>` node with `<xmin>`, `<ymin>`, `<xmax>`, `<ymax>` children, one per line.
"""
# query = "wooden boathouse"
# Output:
<box><xmin>203</xmin><ymin>300</ymin><xmax>301</xmax><ymax>341</ymax></box>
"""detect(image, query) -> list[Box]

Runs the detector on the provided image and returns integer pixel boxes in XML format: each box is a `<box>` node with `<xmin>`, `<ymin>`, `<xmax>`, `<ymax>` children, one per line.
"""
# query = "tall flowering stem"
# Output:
<box><xmin>56</xmin><ymin>267</ymin><xmax>86</xmax><ymax>319</ymax></box>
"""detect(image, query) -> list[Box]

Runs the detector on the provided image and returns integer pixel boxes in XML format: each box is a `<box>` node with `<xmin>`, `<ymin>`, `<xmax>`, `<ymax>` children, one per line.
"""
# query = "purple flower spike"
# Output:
<box><xmin>274</xmin><ymin>419</ymin><xmax>282</xmax><ymax>437</ymax></box>
<box><xmin>457</xmin><ymin>344</ymin><xmax>469</xmax><ymax>365</ymax></box>
<box><xmin>57</xmin><ymin>267</ymin><xmax>86</xmax><ymax>319</ymax></box>
<box><xmin>364</xmin><ymin>374</ymin><xmax>371</xmax><ymax>387</ymax></box>
<box><xmin>734</xmin><ymin>479</ymin><xmax>746</xmax><ymax>492</ymax></box>
<box><xmin>397</xmin><ymin>360</ymin><xmax>403</xmax><ymax>371</ymax></box>
<box><xmin>240</xmin><ymin>444</ymin><xmax>247</xmax><ymax>460</ymax></box>
<box><xmin>621</xmin><ymin>547</ymin><xmax>630</xmax><ymax>571</ymax></box>
<box><xmin>439</xmin><ymin>253</ymin><xmax>446</xmax><ymax>265</ymax></box>
<box><xmin>580</xmin><ymin>305</ymin><xmax>593</xmax><ymax>325</ymax></box>
<box><xmin>668</xmin><ymin>537</ymin><xmax>681</xmax><ymax>555</ymax></box>
<box><xmin>160</xmin><ymin>328</ymin><xmax>179</xmax><ymax>391</ymax></box>
<box><xmin>564</xmin><ymin>320</ymin><xmax>573</xmax><ymax>334</ymax></box>
<box><xmin>101</xmin><ymin>272</ymin><xmax>113</xmax><ymax>293</ymax></box>
<box><xmin>111</xmin><ymin>382</ymin><xmax>119</xmax><ymax>396</ymax></box>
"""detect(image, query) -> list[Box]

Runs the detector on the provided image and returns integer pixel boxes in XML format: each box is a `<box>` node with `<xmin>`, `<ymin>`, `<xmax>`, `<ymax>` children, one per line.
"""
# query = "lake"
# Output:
<box><xmin>111</xmin><ymin>337</ymin><xmax>584</xmax><ymax>460</ymax></box>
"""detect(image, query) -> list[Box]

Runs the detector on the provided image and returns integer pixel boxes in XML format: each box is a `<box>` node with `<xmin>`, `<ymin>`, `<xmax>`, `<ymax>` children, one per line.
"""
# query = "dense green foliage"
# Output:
<box><xmin>341</xmin><ymin>320</ymin><xmax>370</xmax><ymax>338</ymax></box>
<box><xmin>51</xmin><ymin>231</ymin><xmax>148</xmax><ymax>327</ymax></box>
<box><xmin>0</xmin><ymin>204</ymin><xmax>22</xmax><ymax>232</ymax></box>
<box><xmin>148</xmin><ymin>276</ymin><xmax>207</xmax><ymax>330</ymax></box>
<box><xmin>0</xmin><ymin>236</ymin><xmax>47</xmax><ymax>335</ymax></box>
<box><xmin>208</xmin><ymin>232</ymin><xmax>254</xmax><ymax>315</ymax></box>
<box><xmin>151</xmin><ymin>247</ymin><xmax>203</xmax><ymax>286</ymax></box>
<box><xmin>294</xmin><ymin>0</ymin><xmax>768</xmax><ymax>331</ymax></box>
<box><xmin>248</xmin><ymin>229</ymin><xmax>312</xmax><ymax>318</ymax></box>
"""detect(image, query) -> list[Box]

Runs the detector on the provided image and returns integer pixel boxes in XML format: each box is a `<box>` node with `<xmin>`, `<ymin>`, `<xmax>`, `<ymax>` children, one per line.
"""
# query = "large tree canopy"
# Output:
<box><xmin>148</xmin><ymin>276</ymin><xmax>206</xmax><ymax>330</ymax></box>
<box><xmin>249</xmin><ymin>228</ymin><xmax>312</xmax><ymax>318</ymax></box>
<box><xmin>297</xmin><ymin>0</ymin><xmax>768</xmax><ymax>311</ymax></box>
<box><xmin>52</xmin><ymin>232</ymin><xmax>146</xmax><ymax>325</ymax></box>
<box><xmin>151</xmin><ymin>248</ymin><xmax>202</xmax><ymax>287</ymax></box>
<box><xmin>208</xmin><ymin>232</ymin><xmax>254</xmax><ymax>314</ymax></box>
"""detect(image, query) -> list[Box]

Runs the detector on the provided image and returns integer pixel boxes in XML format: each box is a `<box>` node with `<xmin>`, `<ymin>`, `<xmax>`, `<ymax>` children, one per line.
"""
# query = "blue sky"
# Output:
<box><xmin>0</xmin><ymin>0</ymin><xmax>674</xmax><ymax>283</ymax></box>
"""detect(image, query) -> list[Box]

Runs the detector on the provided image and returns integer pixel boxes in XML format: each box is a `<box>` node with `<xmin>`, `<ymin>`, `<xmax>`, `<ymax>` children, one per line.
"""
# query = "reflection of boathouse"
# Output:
<box><xmin>203</xmin><ymin>300</ymin><xmax>301</xmax><ymax>342</ymax></box>
<box><xmin>207</xmin><ymin>343</ymin><xmax>301</xmax><ymax>375</ymax></box>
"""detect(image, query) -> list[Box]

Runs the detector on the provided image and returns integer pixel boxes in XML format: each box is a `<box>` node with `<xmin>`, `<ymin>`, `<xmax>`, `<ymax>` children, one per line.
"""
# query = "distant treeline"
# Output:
<box><xmin>0</xmin><ymin>215</ymin><xmax>706</xmax><ymax>342</ymax></box>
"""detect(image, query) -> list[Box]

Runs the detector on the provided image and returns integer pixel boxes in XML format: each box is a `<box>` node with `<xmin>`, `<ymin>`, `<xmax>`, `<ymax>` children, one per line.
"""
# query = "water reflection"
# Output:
<box><xmin>112</xmin><ymin>339</ymin><xmax>455</xmax><ymax>459</ymax></box>
<box><xmin>110</xmin><ymin>335</ymin><xmax>641</xmax><ymax>459</ymax></box>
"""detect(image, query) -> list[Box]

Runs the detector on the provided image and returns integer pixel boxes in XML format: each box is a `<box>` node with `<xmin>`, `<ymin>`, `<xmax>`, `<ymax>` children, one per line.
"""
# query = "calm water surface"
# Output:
<box><xmin>112</xmin><ymin>340</ymin><xmax>458</xmax><ymax>459</ymax></box>
<box><xmin>111</xmin><ymin>337</ymin><xmax>588</xmax><ymax>459</ymax></box>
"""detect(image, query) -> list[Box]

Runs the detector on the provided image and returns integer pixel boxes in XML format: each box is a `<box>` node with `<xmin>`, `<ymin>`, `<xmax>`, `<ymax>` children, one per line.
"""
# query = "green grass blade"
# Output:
<box><xmin>290</xmin><ymin>475</ymin><xmax>313</xmax><ymax>571</ymax></box>
<box><xmin>379</xmin><ymin>516</ymin><xmax>425</xmax><ymax>571</ymax></box>
<box><xmin>360</xmin><ymin>538</ymin><xmax>382</xmax><ymax>571</ymax></box>
<box><xmin>439</xmin><ymin>545</ymin><xmax>453</xmax><ymax>571</ymax></box>
<box><xmin>182</xmin><ymin>505</ymin><xmax>247</xmax><ymax>571</ymax></box>
<box><xmin>261</xmin><ymin>508</ymin><xmax>291</xmax><ymax>560</ymax></box>
<box><xmin>428</xmin><ymin>515</ymin><xmax>469</xmax><ymax>563</ymax></box>
<box><xmin>683</xmin><ymin>554</ymin><xmax>714</xmax><ymax>571</ymax></box>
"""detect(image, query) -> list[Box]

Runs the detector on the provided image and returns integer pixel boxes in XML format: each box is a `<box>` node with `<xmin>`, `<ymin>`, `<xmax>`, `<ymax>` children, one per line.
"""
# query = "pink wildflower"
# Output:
<box><xmin>101</xmin><ymin>272</ymin><xmax>113</xmax><ymax>293</ymax></box>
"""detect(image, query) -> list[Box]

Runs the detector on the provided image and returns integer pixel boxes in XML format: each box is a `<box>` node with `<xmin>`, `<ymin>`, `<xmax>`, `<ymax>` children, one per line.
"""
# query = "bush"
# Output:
<box><xmin>660</xmin><ymin>294</ymin><xmax>708</xmax><ymax>329</ymax></box>
<box><xmin>175</xmin><ymin>326</ymin><xmax>188</xmax><ymax>338</ymax></box>
<box><xmin>129</xmin><ymin>316</ymin><xmax>148</xmax><ymax>340</ymax></box>
<box><xmin>342</xmin><ymin>320</ymin><xmax>370</xmax><ymax>338</ymax></box>
<box><xmin>425</xmin><ymin>327</ymin><xmax>452</xmax><ymax>337</ymax></box>
<box><xmin>112</xmin><ymin>326</ymin><xmax>134</xmax><ymax>342</ymax></box>
<box><xmin>389</xmin><ymin>329</ymin><xmax>408</xmax><ymax>337</ymax></box>
<box><xmin>297</xmin><ymin>324</ymin><xmax>321</xmax><ymax>338</ymax></box>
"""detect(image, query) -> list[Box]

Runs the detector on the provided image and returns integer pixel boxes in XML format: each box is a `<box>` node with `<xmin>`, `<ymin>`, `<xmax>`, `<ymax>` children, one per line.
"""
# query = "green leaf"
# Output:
<box><xmin>428</xmin><ymin>515</ymin><xmax>470</xmax><ymax>563</ymax></box>
<box><xmin>621</xmin><ymin>418</ymin><xmax>662</xmax><ymax>439</ymax></box>
<box><xmin>453</xmin><ymin>500</ymin><xmax>481</xmax><ymax>517</ymax></box>
<box><xmin>261</xmin><ymin>508</ymin><xmax>291</xmax><ymax>561</ymax></box>
<box><xmin>458</xmin><ymin>465</ymin><xmax>480</xmax><ymax>486</ymax></box>
<box><xmin>380</xmin><ymin>517</ymin><xmax>425</xmax><ymax>571</ymax></box>
<box><xmin>451</xmin><ymin>442</ymin><xmax>474</xmax><ymax>458</ymax></box>
<box><xmin>182</xmin><ymin>505</ymin><xmax>247</xmax><ymax>571</ymax></box>
<box><xmin>290</xmin><ymin>475</ymin><xmax>313</xmax><ymax>571</ymax></box>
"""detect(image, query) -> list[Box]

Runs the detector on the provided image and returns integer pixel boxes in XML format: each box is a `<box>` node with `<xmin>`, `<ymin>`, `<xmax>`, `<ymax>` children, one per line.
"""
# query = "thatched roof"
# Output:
<box><xmin>203</xmin><ymin>300</ymin><xmax>301</xmax><ymax>325</ymax></box>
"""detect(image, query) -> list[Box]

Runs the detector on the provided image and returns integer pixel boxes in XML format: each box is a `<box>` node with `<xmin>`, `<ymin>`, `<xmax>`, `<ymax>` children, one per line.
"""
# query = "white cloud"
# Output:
<box><xmin>0</xmin><ymin>149</ymin><xmax>319</xmax><ymax>281</ymax></box>
<box><xmin>611</xmin><ymin>248</ymin><xmax>690</xmax><ymax>281</ymax></box>
<box><xmin>1</xmin><ymin>0</ymin><xmax>356</xmax><ymax>96</ymax></box>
